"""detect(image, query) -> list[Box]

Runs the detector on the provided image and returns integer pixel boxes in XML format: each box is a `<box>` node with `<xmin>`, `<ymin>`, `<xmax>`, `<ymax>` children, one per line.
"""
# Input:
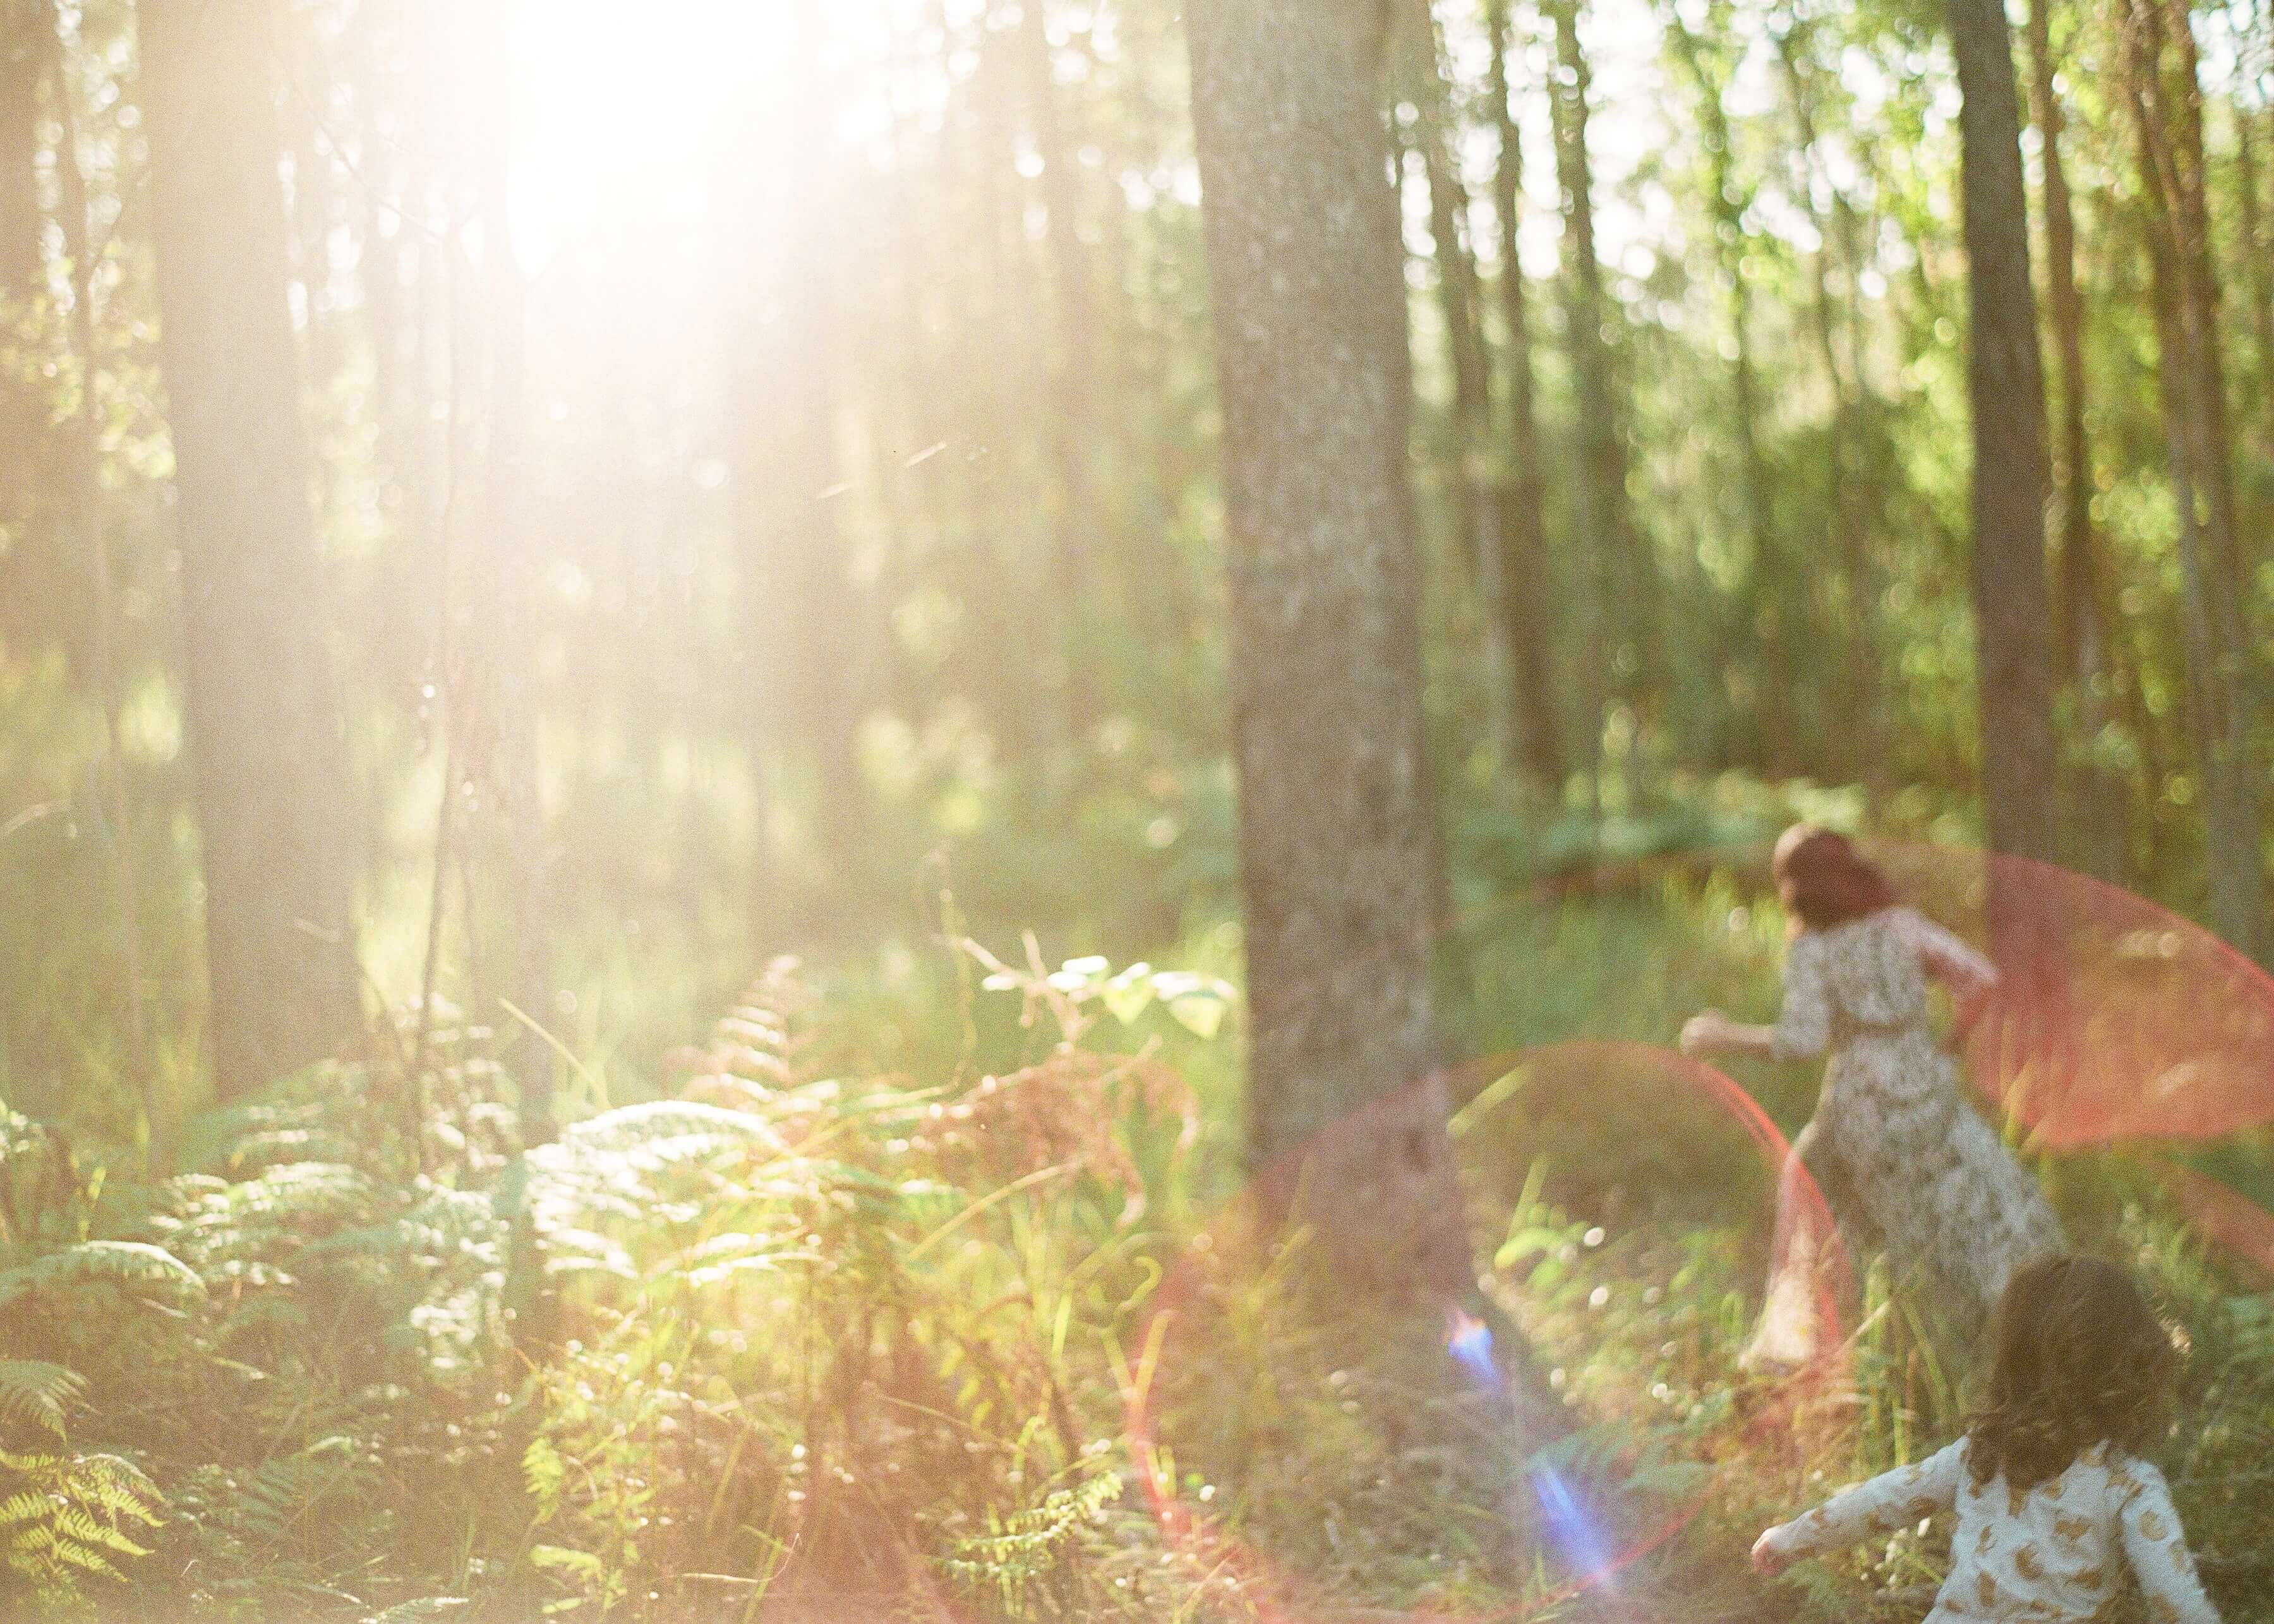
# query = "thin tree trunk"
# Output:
<box><xmin>467</xmin><ymin>0</ymin><xmax>553</xmax><ymax>1141</ymax></box>
<box><xmin>2241</xmin><ymin>0</ymin><xmax>2274</xmax><ymax>460</ymax></box>
<box><xmin>1545</xmin><ymin>0</ymin><xmax>1640</xmax><ymax>789</ymax></box>
<box><xmin>1779</xmin><ymin>25</ymin><xmax>1885</xmax><ymax>793</ymax></box>
<box><xmin>2025</xmin><ymin>0</ymin><xmax>2127</xmax><ymax>882</ymax></box>
<box><xmin>1947</xmin><ymin>0</ymin><xmax>2063</xmax><ymax>892</ymax></box>
<box><xmin>1410</xmin><ymin>9</ymin><xmax>1516</xmax><ymax>771</ymax></box>
<box><xmin>0</xmin><ymin>0</ymin><xmax>43</xmax><ymax>574</ymax></box>
<box><xmin>732</xmin><ymin>0</ymin><xmax>865</xmax><ymax>943</ymax></box>
<box><xmin>1019</xmin><ymin>0</ymin><xmax>1101</xmax><ymax>735</ymax></box>
<box><xmin>140</xmin><ymin>0</ymin><xmax>364</xmax><ymax>1095</ymax></box>
<box><xmin>49</xmin><ymin>2</ymin><xmax>147</xmax><ymax>1098</ymax></box>
<box><xmin>0</xmin><ymin>0</ymin><xmax>38</xmax><ymax>303</ymax></box>
<box><xmin>2121</xmin><ymin>0</ymin><xmax>2269</xmax><ymax>958</ymax></box>
<box><xmin>1484</xmin><ymin>0</ymin><xmax>1565</xmax><ymax>794</ymax></box>
<box><xmin>1668</xmin><ymin>6</ymin><xmax>1786</xmax><ymax>773</ymax></box>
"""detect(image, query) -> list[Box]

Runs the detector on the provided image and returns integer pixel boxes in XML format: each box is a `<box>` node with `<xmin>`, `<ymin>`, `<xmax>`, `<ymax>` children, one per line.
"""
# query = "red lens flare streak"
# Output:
<box><xmin>1121</xmin><ymin>1042</ymin><xmax>1853</xmax><ymax>1622</ymax></box>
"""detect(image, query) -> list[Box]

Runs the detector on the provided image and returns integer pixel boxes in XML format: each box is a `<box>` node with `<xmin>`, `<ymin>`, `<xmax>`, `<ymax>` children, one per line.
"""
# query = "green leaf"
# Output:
<box><xmin>1101</xmin><ymin>963</ymin><xmax>1156</xmax><ymax>1025</ymax></box>
<box><xmin>1166</xmin><ymin>994</ymin><xmax>1225</xmax><ymax>1040</ymax></box>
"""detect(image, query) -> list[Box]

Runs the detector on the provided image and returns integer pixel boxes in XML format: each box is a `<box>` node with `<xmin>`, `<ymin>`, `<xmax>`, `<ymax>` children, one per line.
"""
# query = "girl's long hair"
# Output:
<box><xmin>1772</xmin><ymin>824</ymin><xmax>1898</xmax><ymax>932</ymax></box>
<box><xmin>1966</xmin><ymin>1254</ymin><xmax>2177</xmax><ymax>1492</ymax></box>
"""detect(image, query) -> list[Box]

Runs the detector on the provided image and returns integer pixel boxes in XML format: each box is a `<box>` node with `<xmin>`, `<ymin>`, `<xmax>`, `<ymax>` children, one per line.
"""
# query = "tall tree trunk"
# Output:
<box><xmin>1667</xmin><ymin>5</ymin><xmax>1786</xmax><ymax>773</ymax></box>
<box><xmin>2121</xmin><ymin>0</ymin><xmax>2270</xmax><ymax>958</ymax></box>
<box><xmin>49</xmin><ymin>0</ymin><xmax>147</xmax><ymax>1095</ymax></box>
<box><xmin>731</xmin><ymin>0</ymin><xmax>864</xmax><ymax>944</ymax></box>
<box><xmin>1184</xmin><ymin>0</ymin><xmax>1464</xmax><ymax>1282</ymax></box>
<box><xmin>1947</xmin><ymin>0</ymin><xmax>2063</xmax><ymax>891</ymax></box>
<box><xmin>2243</xmin><ymin>0</ymin><xmax>2274</xmax><ymax>462</ymax></box>
<box><xmin>2025</xmin><ymin>0</ymin><xmax>2127</xmax><ymax>882</ymax></box>
<box><xmin>1019</xmin><ymin>0</ymin><xmax>1101</xmax><ymax>735</ymax></box>
<box><xmin>141</xmin><ymin>0</ymin><xmax>364</xmax><ymax>1095</ymax></box>
<box><xmin>1409</xmin><ymin>9</ymin><xmax>1517</xmax><ymax>772</ymax></box>
<box><xmin>1484</xmin><ymin>0</ymin><xmax>1565</xmax><ymax>793</ymax></box>
<box><xmin>466</xmin><ymin>0</ymin><xmax>553</xmax><ymax>1141</ymax></box>
<box><xmin>1779</xmin><ymin>24</ymin><xmax>1884</xmax><ymax>793</ymax></box>
<box><xmin>0</xmin><ymin>0</ymin><xmax>37</xmax><ymax>303</ymax></box>
<box><xmin>0</xmin><ymin>0</ymin><xmax>44</xmax><ymax>582</ymax></box>
<box><xmin>1544</xmin><ymin>0</ymin><xmax>1642</xmax><ymax>788</ymax></box>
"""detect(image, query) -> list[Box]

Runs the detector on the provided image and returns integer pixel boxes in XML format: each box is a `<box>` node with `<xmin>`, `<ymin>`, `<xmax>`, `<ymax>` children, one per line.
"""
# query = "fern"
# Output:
<box><xmin>0</xmin><ymin>1447</ymin><xmax>160</xmax><ymax>1605</ymax></box>
<box><xmin>941</xmin><ymin>1467</ymin><xmax>1121</xmax><ymax>1617</ymax></box>
<box><xmin>0</xmin><ymin>1361</ymin><xmax>83</xmax><ymax>1443</ymax></box>
<box><xmin>0</xmin><ymin>1240</ymin><xmax>205</xmax><ymax>1311</ymax></box>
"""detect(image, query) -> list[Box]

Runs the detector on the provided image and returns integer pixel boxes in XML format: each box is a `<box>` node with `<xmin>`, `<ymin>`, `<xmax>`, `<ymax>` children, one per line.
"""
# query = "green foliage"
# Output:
<box><xmin>0</xmin><ymin>1361</ymin><xmax>84</xmax><ymax>1443</ymax></box>
<box><xmin>939</xmin><ymin>1463</ymin><xmax>1120</xmax><ymax>1618</ymax></box>
<box><xmin>0</xmin><ymin>1446</ymin><xmax>160</xmax><ymax>1606</ymax></box>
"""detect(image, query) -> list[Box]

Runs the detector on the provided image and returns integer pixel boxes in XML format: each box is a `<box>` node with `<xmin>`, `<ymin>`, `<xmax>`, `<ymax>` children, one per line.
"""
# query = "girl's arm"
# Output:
<box><xmin>1752</xmin><ymin>1440</ymin><xmax>1964</xmax><ymax>1573</ymax></box>
<box><xmin>1683</xmin><ymin>935</ymin><xmax>1829</xmax><ymax>1062</ymax></box>
<box><xmin>1902</xmin><ymin>909</ymin><xmax>1999</xmax><ymax>1001</ymax></box>
<box><xmin>2114</xmin><ymin>1460</ymin><xmax>2224</xmax><ymax>1624</ymax></box>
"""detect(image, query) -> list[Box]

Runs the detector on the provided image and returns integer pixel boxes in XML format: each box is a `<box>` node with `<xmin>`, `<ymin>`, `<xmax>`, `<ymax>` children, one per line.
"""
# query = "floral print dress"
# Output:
<box><xmin>1755</xmin><ymin>906</ymin><xmax>2063</xmax><ymax>1358</ymax></box>
<box><xmin>1762</xmin><ymin>1437</ymin><xmax>2223</xmax><ymax>1623</ymax></box>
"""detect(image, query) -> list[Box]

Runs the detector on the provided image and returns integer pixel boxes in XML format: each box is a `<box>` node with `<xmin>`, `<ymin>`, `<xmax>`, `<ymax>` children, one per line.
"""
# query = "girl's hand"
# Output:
<box><xmin>1680</xmin><ymin>1012</ymin><xmax>1733</xmax><ymax>1057</ymax></box>
<box><xmin>1750</xmin><ymin>1524</ymin><xmax>1792</xmax><ymax>1576</ymax></box>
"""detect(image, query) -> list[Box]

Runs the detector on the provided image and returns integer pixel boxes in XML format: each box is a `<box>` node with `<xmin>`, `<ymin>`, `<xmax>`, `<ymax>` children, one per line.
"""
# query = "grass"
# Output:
<box><xmin>1</xmin><ymin>858</ymin><xmax>2269</xmax><ymax>1621</ymax></box>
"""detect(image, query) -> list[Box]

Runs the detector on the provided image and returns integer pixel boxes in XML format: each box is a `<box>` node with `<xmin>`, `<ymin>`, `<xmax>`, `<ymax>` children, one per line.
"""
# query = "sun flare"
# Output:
<box><xmin>502</xmin><ymin>0</ymin><xmax>927</xmax><ymax>263</ymax></box>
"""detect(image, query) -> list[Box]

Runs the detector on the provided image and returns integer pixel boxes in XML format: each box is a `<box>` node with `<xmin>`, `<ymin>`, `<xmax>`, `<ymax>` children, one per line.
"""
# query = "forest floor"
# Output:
<box><xmin>7</xmin><ymin>881</ymin><xmax>2270</xmax><ymax>1623</ymax></box>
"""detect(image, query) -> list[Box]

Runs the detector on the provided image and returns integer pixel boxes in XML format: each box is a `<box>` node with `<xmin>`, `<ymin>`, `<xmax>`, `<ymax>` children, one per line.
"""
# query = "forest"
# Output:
<box><xmin>2</xmin><ymin>0</ymin><xmax>2273</xmax><ymax>1617</ymax></box>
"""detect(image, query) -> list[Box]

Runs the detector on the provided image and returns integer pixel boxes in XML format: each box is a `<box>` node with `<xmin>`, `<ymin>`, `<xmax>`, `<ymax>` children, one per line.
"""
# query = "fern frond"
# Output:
<box><xmin>0</xmin><ymin>1362</ymin><xmax>83</xmax><ymax>1441</ymax></box>
<box><xmin>0</xmin><ymin>1242</ymin><xmax>205</xmax><ymax>1311</ymax></box>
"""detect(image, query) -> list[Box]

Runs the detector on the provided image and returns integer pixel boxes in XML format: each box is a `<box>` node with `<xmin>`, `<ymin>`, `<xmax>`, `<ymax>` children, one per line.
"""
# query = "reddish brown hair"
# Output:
<box><xmin>1966</xmin><ymin>1254</ymin><xmax>2177</xmax><ymax>1491</ymax></box>
<box><xmin>1772</xmin><ymin>824</ymin><xmax>1898</xmax><ymax>932</ymax></box>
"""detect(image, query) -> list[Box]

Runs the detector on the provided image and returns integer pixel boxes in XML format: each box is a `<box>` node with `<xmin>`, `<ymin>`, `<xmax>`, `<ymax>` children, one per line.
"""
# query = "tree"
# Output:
<box><xmin>1666</xmin><ymin>2</ymin><xmax>1787</xmax><ymax>771</ymax></box>
<box><xmin>1544</xmin><ymin>0</ymin><xmax>1644</xmax><ymax>781</ymax></box>
<box><xmin>140</xmin><ymin>0</ymin><xmax>363</xmax><ymax>1095</ymax></box>
<box><xmin>2024</xmin><ymin>0</ymin><xmax>2128</xmax><ymax>882</ymax></box>
<box><xmin>1019</xmin><ymin>0</ymin><xmax>1103</xmax><ymax>735</ymax></box>
<box><xmin>1182</xmin><ymin>0</ymin><xmax>1480</xmax><ymax>1307</ymax></box>
<box><xmin>1484</xmin><ymin>0</ymin><xmax>1565</xmax><ymax>793</ymax></box>
<box><xmin>1946</xmin><ymin>0</ymin><xmax>2062</xmax><ymax>882</ymax></box>
<box><xmin>724</xmin><ymin>0</ymin><xmax>869</xmax><ymax>947</ymax></box>
<box><xmin>0</xmin><ymin>0</ymin><xmax>37</xmax><ymax>304</ymax></box>
<box><xmin>1777</xmin><ymin>18</ymin><xmax>1885</xmax><ymax>790</ymax></box>
<box><xmin>1407</xmin><ymin>8</ymin><xmax>1519</xmax><ymax>774</ymax></box>
<box><xmin>2239</xmin><ymin>0</ymin><xmax>2274</xmax><ymax>461</ymax></box>
<box><xmin>0</xmin><ymin>0</ymin><xmax>43</xmax><ymax>585</ymax></box>
<box><xmin>2120</xmin><ymin>0</ymin><xmax>2270</xmax><ymax>959</ymax></box>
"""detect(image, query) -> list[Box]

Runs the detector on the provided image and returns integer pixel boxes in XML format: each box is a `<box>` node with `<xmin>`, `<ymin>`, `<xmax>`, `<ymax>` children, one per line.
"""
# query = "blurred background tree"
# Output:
<box><xmin>1</xmin><ymin>0</ymin><xmax>2272</xmax><ymax>1148</ymax></box>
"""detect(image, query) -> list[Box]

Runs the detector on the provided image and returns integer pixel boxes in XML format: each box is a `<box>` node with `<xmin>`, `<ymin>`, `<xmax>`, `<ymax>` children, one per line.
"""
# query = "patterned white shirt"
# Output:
<box><xmin>1762</xmin><ymin>1436</ymin><xmax>2222</xmax><ymax>1623</ymax></box>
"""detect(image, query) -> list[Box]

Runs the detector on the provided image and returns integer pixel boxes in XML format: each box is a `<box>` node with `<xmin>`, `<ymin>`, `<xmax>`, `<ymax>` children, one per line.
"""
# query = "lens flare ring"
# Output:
<box><xmin>1122</xmin><ymin>1040</ymin><xmax>1851</xmax><ymax>1622</ymax></box>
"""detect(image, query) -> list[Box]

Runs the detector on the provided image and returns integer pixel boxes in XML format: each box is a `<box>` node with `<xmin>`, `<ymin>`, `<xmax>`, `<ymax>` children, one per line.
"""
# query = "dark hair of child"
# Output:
<box><xmin>1966</xmin><ymin>1253</ymin><xmax>2179</xmax><ymax>1493</ymax></box>
<box><xmin>1772</xmin><ymin>824</ymin><xmax>1899</xmax><ymax>932</ymax></box>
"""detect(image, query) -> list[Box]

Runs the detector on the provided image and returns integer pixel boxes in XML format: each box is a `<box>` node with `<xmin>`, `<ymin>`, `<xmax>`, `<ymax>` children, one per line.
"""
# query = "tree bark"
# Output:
<box><xmin>0</xmin><ymin>0</ymin><xmax>44</xmax><ymax>574</ymax></box>
<box><xmin>0</xmin><ymin>0</ymin><xmax>38</xmax><ymax>303</ymax></box>
<box><xmin>2024</xmin><ymin>0</ymin><xmax>2127</xmax><ymax>883</ymax></box>
<box><xmin>1779</xmin><ymin>23</ymin><xmax>1886</xmax><ymax>794</ymax></box>
<box><xmin>141</xmin><ymin>0</ymin><xmax>364</xmax><ymax>1095</ymax></box>
<box><xmin>1668</xmin><ymin>5</ymin><xmax>1788</xmax><ymax>774</ymax></box>
<box><xmin>1184</xmin><ymin>0</ymin><xmax>1465</xmax><ymax>1290</ymax></box>
<box><xmin>1019</xmin><ymin>0</ymin><xmax>1102</xmax><ymax>735</ymax></box>
<box><xmin>2237</xmin><ymin>0</ymin><xmax>2274</xmax><ymax>462</ymax></box>
<box><xmin>730</xmin><ymin>0</ymin><xmax>865</xmax><ymax>944</ymax></box>
<box><xmin>1947</xmin><ymin>0</ymin><xmax>2063</xmax><ymax>884</ymax></box>
<box><xmin>2121</xmin><ymin>0</ymin><xmax>2270</xmax><ymax>959</ymax></box>
<box><xmin>1484</xmin><ymin>0</ymin><xmax>1565</xmax><ymax>795</ymax></box>
<box><xmin>466</xmin><ymin>0</ymin><xmax>553</xmax><ymax>1141</ymax></box>
<box><xmin>1544</xmin><ymin>0</ymin><xmax>1643</xmax><ymax>784</ymax></box>
<box><xmin>1408</xmin><ymin>8</ymin><xmax>1517</xmax><ymax>773</ymax></box>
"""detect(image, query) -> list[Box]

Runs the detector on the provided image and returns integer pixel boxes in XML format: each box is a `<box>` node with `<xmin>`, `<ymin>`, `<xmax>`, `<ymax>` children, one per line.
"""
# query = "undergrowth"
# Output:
<box><xmin>0</xmin><ymin>889</ymin><xmax>2266</xmax><ymax>1622</ymax></box>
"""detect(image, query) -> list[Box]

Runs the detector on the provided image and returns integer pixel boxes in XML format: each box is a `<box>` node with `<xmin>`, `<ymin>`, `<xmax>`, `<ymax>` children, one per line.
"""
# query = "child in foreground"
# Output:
<box><xmin>1751</xmin><ymin>1254</ymin><xmax>2222</xmax><ymax>1623</ymax></box>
